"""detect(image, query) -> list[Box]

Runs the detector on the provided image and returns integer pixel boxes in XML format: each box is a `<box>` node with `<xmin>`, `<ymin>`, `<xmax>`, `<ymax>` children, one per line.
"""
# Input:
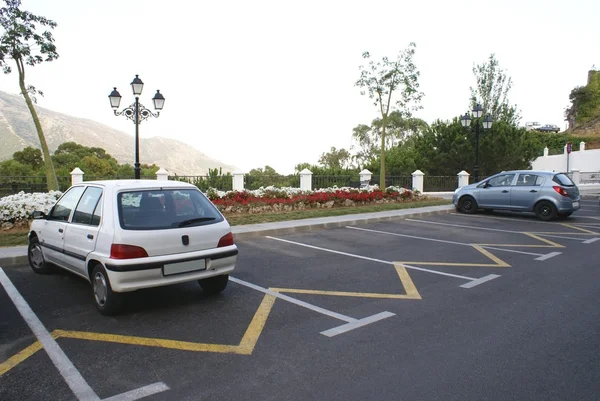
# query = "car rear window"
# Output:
<box><xmin>118</xmin><ymin>188</ymin><xmax>224</xmax><ymax>230</ymax></box>
<box><xmin>552</xmin><ymin>173</ymin><xmax>575</xmax><ymax>187</ymax></box>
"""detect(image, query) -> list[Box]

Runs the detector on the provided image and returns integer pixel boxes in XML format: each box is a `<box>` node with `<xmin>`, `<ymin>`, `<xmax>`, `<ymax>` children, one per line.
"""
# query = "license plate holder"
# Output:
<box><xmin>163</xmin><ymin>259</ymin><xmax>206</xmax><ymax>276</ymax></box>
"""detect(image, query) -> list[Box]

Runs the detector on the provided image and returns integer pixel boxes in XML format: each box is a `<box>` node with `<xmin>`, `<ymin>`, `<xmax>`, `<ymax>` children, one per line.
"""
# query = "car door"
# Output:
<box><xmin>39</xmin><ymin>186</ymin><xmax>86</xmax><ymax>266</ymax></box>
<box><xmin>510</xmin><ymin>173</ymin><xmax>544</xmax><ymax>210</ymax></box>
<box><xmin>62</xmin><ymin>186</ymin><xmax>103</xmax><ymax>276</ymax></box>
<box><xmin>477</xmin><ymin>173</ymin><xmax>516</xmax><ymax>209</ymax></box>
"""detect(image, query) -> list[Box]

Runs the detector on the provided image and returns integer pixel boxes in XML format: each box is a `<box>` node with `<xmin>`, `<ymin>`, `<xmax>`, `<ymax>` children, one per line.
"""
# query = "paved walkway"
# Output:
<box><xmin>0</xmin><ymin>204</ymin><xmax>455</xmax><ymax>267</ymax></box>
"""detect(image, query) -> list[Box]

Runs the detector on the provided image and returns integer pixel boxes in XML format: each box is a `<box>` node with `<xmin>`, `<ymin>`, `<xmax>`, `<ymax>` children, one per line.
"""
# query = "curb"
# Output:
<box><xmin>0</xmin><ymin>204</ymin><xmax>456</xmax><ymax>268</ymax></box>
<box><xmin>231</xmin><ymin>205</ymin><xmax>455</xmax><ymax>240</ymax></box>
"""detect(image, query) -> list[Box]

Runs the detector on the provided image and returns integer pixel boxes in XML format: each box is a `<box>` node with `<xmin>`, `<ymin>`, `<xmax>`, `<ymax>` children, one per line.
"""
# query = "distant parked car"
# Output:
<box><xmin>524</xmin><ymin>122</ymin><xmax>542</xmax><ymax>131</ymax></box>
<box><xmin>28</xmin><ymin>180</ymin><xmax>238</xmax><ymax>315</ymax></box>
<box><xmin>453</xmin><ymin>170</ymin><xmax>580</xmax><ymax>221</ymax></box>
<box><xmin>536</xmin><ymin>124</ymin><xmax>560</xmax><ymax>133</ymax></box>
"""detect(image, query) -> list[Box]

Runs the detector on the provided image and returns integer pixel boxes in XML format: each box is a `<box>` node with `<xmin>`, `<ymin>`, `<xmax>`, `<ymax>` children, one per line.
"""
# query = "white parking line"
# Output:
<box><xmin>406</xmin><ymin>218</ymin><xmax>522</xmax><ymax>233</ymax></box>
<box><xmin>460</xmin><ymin>274</ymin><xmax>501</xmax><ymax>288</ymax></box>
<box><xmin>534</xmin><ymin>252</ymin><xmax>562</xmax><ymax>261</ymax></box>
<box><xmin>345</xmin><ymin>225</ymin><xmax>545</xmax><ymax>257</ymax></box>
<box><xmin>265</xmin><ymin>236</ymin><xmax>499</xmax><ymax>288</ymax></box>
<box><xmin>230</xmin><ymin>277</ymin><xmax>395</xmax><ymax>337</ymax></box>
<box><xmin>450</xmin><ymin>213</ymin><xmax>554</xmax><ymax>224</ymax></box>
<box><xmin>583</xmin><ymin>238</ymin><xmax>600</xmax><ymax>244</ymax></box>
<box><xmin>0</xmin><ymin>268</ymin><xmax>169</xmax><ymax>401</ymax></box>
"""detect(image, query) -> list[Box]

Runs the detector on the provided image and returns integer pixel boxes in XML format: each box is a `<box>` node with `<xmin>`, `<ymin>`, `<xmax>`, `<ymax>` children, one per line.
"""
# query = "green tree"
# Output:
<box><xmin>52</xmin><ymin>142</ymin><xmax>120</xmax><ymax>176</ymax></box>
<box><xmin>0</xmin><ymin>158</ymin><xmax>33</xmax><ymax>176</ymax></box>
<box><xmin>13</xmin><ymin>146</ymin><xmax>42</xmax><ymax>171</ymax></box>
<box><xmin>568</xmin><ymin>71</ymin><xmax>600</xmax><ymax>125</ymax></box>
<box><xmin>318</xmin><ymin>147</ymin><xmax>353</xmax><ymax>170</ymax></box>
<box><xmin>355</xmin><ymin>43</ymin><xmax>424</xmax><ymax>188</ymax></box>
<box><xmin>470</xmin><ymin>54</ymin><xmax>520</xmax><ymax>125</ymax></box>
<box><xmin>0</xmin><ymin>0</ymin><xmax>59</xmax><ymax>190</ymax></box>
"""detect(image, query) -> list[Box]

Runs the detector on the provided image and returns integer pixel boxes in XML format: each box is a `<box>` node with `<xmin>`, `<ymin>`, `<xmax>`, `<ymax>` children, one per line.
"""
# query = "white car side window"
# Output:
<box><xmin>49</xmin><ymin>186</ymin><xmax>86</xmax><ymax>221</ymax></box>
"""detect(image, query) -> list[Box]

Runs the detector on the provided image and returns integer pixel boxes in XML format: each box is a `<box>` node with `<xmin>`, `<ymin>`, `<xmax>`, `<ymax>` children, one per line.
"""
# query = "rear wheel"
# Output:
<box><xmin>92</xmin><ymin>264</ymin><xmax>123</xmax><ymax>316</ymax></box>
<box><xmin>534</xmin><ymin>201</ymin><xmax>558</xmax><ymax>221</ymax></box>
<box><xmin>28</xmin><ymin>238</ymin><xmax>53</xmax><ymax>274</ymax></box>
<box><xmin>199</xmin><ymin>275</ymin><xmax>229</xmax><ymax>295</ymax></box>
<box><xmin>458</xmin><ymin>196</ymin><xmax>478</xmax><ymax>214</ymax></box>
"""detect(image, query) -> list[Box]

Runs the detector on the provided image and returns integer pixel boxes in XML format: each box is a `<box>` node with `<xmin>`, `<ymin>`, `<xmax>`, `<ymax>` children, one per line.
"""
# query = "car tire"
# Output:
<box><xmin>91</xmin><ymin>264</ymin><xmax>123</xmax><ymax>316</ymax></box>
<box><xmin>27</xmin><ymin>238</ymin><xmax>53</xmax><ymax>274</ymax></box>
<box><xmin>199</xmin><ymin>275</ymin><xmax>229</xmax><ymax>295</ymax></box>
<box><xmin>534</xmin><ymin>201</ymin><xmax>558</xmax><ymax>221</ymax></box>
<box><xmin>458</xmin><ymin>196</ymin><xmax>478</xmax><ymax>214</ymax></box>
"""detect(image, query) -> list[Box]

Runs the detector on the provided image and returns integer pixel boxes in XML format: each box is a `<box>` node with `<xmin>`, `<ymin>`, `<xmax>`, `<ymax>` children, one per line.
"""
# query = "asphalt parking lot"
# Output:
<box><xmin>1</xmin><ymin>198</ymin><xmax>600</xmax><ymax>401</ymax></box>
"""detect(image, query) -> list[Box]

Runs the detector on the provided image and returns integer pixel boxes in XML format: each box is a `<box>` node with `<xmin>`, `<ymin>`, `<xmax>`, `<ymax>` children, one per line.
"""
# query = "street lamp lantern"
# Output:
<box><xmin>109</xmin><ymin>75</ymin><xmax>165</xmax><ymax>179</ymax></box>
<box><xmin>460</xmin><ymin>102</ymin><xmax>493</xmax><ymax>183</ymax></box>
<box><xmin>152</xmin><ymin>90</ymin><xmax>165</xmax><ymax>110</ymax></box>
<box><xmin>460</xmin><ymin>113</ymin><xmax>472</xmax><ymax>128</ymax></box>
<box><xmin>108</xmin><ymin>88</ymin><xmax>122</xmax><ymax>109</ymax></box>
<box><xmin>130</xmin><ymin>74</ymin><xmax>144</xmax><ymax>96</ymax></box>
<box><xmin>482</xmin><ymin>114</ymin><xmax>493</xmax><ymax>129</ymax></box>
<box><xmin>472</xmin><ymin>103</ymin><xmax>484</xmax><ymax>118</ymax></box>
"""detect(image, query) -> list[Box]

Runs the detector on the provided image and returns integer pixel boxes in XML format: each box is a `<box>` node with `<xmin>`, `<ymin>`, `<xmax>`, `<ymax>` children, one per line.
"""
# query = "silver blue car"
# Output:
<box><xmin>453</xmin><ymin>170</ymin><xmax>580</xmax><ymax>221</ymax></box>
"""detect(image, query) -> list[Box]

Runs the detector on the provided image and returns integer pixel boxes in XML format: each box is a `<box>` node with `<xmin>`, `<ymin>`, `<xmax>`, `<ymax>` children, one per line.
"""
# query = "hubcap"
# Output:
<box><xmin>463</xmin><ymin>200</ymin><xmax>472</xmax><ymax>210</ymax></box>
<box><xmin>29</xmin><ymin>244</ymin><xmax>44</xmax><ymax>269</ymax></box>
<box><xmin>94</xmin><ymin>272</ymin><xmax>108</xmax><ymax>306</ymax></box>
<box><xmin>541</xmin><ymin>206</ymin><xmax>550</xmax><ymax>216</ymax></box>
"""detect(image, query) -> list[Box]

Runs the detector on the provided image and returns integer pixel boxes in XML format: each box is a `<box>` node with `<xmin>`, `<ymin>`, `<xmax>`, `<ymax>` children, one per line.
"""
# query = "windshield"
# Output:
<box><xmin>552</xmin><ymin>173</ymin><xmax>575</xmax><ymax>187</ymax></box>
<box><xmin>118</xmin><ymin>188</ymin><xmax>223</xmax><ymax>230</ymax></box>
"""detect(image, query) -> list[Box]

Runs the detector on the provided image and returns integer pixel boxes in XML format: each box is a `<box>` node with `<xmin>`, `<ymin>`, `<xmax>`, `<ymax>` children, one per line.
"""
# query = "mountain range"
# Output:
<box><xmin>0</xmin><ymin>91</ymin><xmax>237</xmax><ymax>175</ymax></box>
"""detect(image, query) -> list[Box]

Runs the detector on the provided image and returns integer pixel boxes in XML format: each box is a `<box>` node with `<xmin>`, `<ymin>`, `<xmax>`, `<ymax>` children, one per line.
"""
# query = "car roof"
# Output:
<box><xmin>494</xmin><ymin>170</ymin><xmax>561</xmax><ymax>175</ymax></box>
<box><xmin>79</xmin><ymin>179</ymin><xmax>198</xmax><ymax>189</ymax></box>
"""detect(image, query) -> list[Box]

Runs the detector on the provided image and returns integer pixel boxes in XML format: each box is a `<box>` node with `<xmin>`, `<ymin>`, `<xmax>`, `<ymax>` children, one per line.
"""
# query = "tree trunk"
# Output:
<box><xmin>380</xmin><ymin>119</ymin><xmax>387</xmax><ymax>189</ymax></box>
<box><xmin>16</xmin><ymin>57</ymin><xmax>59</xmax><ymax>191</ymax></box>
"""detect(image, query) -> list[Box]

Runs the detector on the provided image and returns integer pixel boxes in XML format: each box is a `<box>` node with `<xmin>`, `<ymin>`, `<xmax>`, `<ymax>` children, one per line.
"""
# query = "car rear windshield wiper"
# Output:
<box><xmin>177</xmin><ymin>217</ymin><xmax>216</xmax><ymax>227</ymax></box>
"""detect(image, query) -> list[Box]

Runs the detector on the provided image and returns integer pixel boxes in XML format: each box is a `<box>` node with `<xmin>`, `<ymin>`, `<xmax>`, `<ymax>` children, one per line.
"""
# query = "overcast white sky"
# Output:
<box><xmin>0</xmin><ymin>0</ymin><xmax>597</xmax><ymax>174</ymax></box>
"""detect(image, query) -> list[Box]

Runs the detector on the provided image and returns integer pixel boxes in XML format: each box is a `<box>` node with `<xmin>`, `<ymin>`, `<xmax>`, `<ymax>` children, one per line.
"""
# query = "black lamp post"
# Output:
<box><xmin>460</xmin><ymin>103</ymin><xmax>493</xmax><ymax>183</ymax></box>
<box><xmin>109</xmin><ymin>75</ymin><xmax>165</xmax><ymax>179</ymax></box>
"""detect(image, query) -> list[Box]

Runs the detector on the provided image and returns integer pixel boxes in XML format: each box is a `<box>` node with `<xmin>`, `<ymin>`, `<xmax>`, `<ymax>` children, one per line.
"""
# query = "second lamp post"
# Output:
<box><xmin>460</xmin><ymin>103</ymin><xmax>493</xmax><ymax>183</ymax></box>
<box><xmin>109</xmin><ymin>75</ymin><xmax>165</xmax><ymax>179</ymax></box>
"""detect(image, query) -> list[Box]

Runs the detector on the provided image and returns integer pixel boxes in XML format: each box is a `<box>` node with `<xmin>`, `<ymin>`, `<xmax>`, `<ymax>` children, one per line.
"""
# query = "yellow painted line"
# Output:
<box><xmin>523</xmin><ymin>233</ymin><xmax>565</xmax><ymax>248</ymax></box>
<box><xmin>0</xmin><ymin>331</ymin><xmax>62</xmax><ymax>377</ymax></box>
<box><xmin>472</xmin><ymin>245</ymin><xmax>511</xmax><ymax>267</ymax></box>
<box><xmin>272</xmin><ymin>264</ymin><xmax>421</xmax><ymax>300</ymax></box>
<box><xmin>560</xmin><ymin>223</ymin><xmax>598</xmax><ymax>234</ymax></box>
<box><xmin>237</xmin><ymin>294</ymin><xmax>277</xmax><ymax>354</ymax></box>
<box><xmin>0</xmin><ymin>341</ymin><xmax>44</xmax><ymax>376</ymax></box>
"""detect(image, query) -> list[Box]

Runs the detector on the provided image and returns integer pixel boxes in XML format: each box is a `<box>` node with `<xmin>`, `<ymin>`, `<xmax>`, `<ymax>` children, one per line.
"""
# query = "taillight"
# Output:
<box><xmin>110</xmin><ymin>244</ymin><xmax>149</xmax><ymax>259</ymax></box>
<box><xmin>552</xmin><ymin>186</ymin><xmax>569</xmax><ymax>197</ymax></box>
<box><xmin>218</xmin><ymin>232</ymin><xmax>234</xmax><ymax>247</ymax></box>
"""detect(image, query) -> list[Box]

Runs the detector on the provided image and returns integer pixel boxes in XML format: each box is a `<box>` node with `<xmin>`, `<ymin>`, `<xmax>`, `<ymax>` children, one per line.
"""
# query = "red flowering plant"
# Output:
<box><xmin>203</xmin><ymin>185</ymin><xmax>420</xmax><ymax>214</ymax></box>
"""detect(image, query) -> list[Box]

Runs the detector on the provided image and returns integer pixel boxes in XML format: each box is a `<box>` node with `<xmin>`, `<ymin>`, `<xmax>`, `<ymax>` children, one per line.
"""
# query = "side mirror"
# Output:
<box><xmin>32</xmin><ymin>211</ymin><xmax>47</xmax><ymax>219</ymax></box>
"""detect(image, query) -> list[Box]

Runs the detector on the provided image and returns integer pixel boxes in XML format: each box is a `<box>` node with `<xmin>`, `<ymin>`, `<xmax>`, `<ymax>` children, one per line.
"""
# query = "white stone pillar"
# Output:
<box><xmin>412</xmin><ymin>170</ymin><xmax>424</xmax><ymax>193</ymax></box>
<box><xmin>155</xmin><ymin>167</ymin><xmax>169</xmax><ymax>181</ymax></box>
<box><xmin>71</xmin><ymin>167</ymin><xmax>84</xmax><ymax>185</ymax></box>
<box><xmin>571</xmin><ymin>170</ymin><xmax>581</xmax><ymax>185</ymax></box>
<box><xmin>457</xmin><ymin>170</ymin><xmax>470</xmax><ymax>188</ymax></box>
<box><xmin>299</xmin><ymin>168</ymin><xmax>313</xmax><ymax>191</ymax></box>
<box><xmin>580</xmin><ymin>142</ymin><xmax>585</xmax><ymax>151</ymax></box>
<box><xmin>232</xmin><ymin>171</ymin><xmax>245</xmax><ymax>191</ymax></box>
<box><xmin>543</xmin><ymin>147</ymin><xmax>549</xmax><ymax>157</ymax></box>
<box><xmin>359</xmin><ymin>169</ymin><xmax>372</xmax><ymax>187</ymax></box>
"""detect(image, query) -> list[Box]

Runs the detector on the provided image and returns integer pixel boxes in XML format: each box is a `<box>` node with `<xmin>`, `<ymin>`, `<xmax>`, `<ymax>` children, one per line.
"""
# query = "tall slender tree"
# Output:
<box><xmin>0</xmin><ymin>0</ymin><xmax>59</xmax><ymax>190</ymax></box>
<box><xmin>355</xmin><ymin>42</ymin><xmax>424</xmax><ymax>189</ymax></box>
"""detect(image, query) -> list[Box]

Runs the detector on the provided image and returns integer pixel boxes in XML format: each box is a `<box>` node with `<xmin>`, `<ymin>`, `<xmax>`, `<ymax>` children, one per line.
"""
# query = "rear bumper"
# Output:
<box><xmin>99</xmin><ymin>246</ymin><xmax>238</xmax><ymax>292</ymax></box>
<box><xmin>556</xmin><ymin>198</ymin><xmax>581</xmax><ymax>213</ymax></box>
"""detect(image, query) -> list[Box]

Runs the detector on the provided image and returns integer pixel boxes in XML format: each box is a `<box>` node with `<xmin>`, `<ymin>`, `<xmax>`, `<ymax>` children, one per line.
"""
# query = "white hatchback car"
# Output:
<box><xmin>28</xmin><ymin>180</ymin><xmax>238</xmax><ymax>315</ymax></box>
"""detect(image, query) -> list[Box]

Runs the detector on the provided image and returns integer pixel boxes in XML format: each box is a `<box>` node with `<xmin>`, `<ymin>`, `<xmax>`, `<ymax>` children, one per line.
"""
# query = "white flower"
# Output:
<box><xmin>0</xmin><ymin>191</ymin><xmax>62</xmax><ymax>222</ymax></box>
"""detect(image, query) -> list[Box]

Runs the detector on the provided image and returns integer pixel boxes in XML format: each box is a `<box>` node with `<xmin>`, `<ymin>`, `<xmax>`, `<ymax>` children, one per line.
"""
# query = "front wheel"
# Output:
<box><xmin>28</xmin><ymin>239</ymin><xmax>53</xmax><ymax>274</ymax></box>
<box><xmin>92</xmin><ymin>264</ymin><xmax>123</xmax><ymax>316</ymax></box>
<box><xmin>534</xmin><ymin>201</ymin><xmax>558</xmax><ymax>221</ymax></box>
<box><xmin>458</xmin><ymin>196</ymin><xmax>478</xmax><ymax>214</ymax></box>
<box><xmin>199</xmin><ymin>275</ymin><xmax>229</xmax><ymax>295</ymax></box>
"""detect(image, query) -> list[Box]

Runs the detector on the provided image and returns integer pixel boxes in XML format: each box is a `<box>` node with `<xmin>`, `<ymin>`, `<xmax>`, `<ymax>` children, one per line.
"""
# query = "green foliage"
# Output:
<box><xmin>0</xmin><ymin>159</ymin><xmax>34</xmax><ymax>176</ymax></box>
<box><xmin>13</xmin><ymin>146</ymin><xmax>42</xmax><ymax>170</ymax></box>
<box><xmin>355</xmin><ymin>42</ymin><xmax>424</xmax><ymax>188</ymax></box>
<box><xmin>318</xmin><ymin>147</ymin><xmax>352</xmax><ymax>170</ymax></box>
<box><xmin>470</xmin><ymin>54</ymin><xmax>520</xmax><ymax>125</ymax></box>
<box><xmin>569</xmin><ymin>71</ymin><xmax>600</xmax><ymax>125</ymax></box>
<box><xmin>245</xmin><ymin>165</ymin><xmax>298</xmax><ymax>190</ymax></box>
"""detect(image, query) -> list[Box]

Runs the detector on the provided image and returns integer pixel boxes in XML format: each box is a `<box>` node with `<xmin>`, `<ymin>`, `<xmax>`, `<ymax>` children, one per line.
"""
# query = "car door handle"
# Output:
<box><xmin>87</xmin><ymin>234</ymin><xmax>94</xmax><ymax>239</ymax></box>
<box><xmin>502</xmin><ymin>190</ymin><xmax>509</xmax><ymax>193</ymax></box>
<box><xmin>529</xmin><ymin>190</ymin><xmax>538</xmax><ymax>193</ymax></box>
<box><xmin>58</xmin><ymin>228</ymin><xmax>63</xmax><ymax>233</ymax></box>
